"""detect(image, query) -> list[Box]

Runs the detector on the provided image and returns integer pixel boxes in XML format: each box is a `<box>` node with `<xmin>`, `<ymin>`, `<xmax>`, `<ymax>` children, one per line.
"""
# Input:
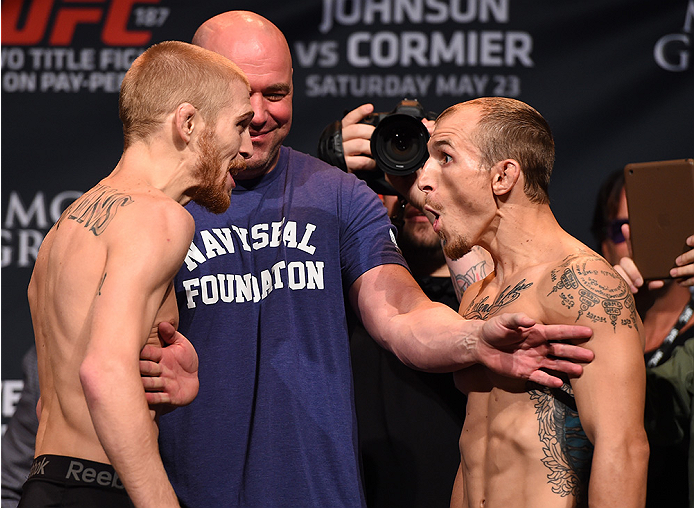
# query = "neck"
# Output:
<box><xmin>111</xmin><ymin>143</ymin><xmax>193</xmax><ymax>205</ymax></box>
<box><xmin>484</xmin><ymin>202</ymin><xmax>563</xmax><ymax>281</ymax></box>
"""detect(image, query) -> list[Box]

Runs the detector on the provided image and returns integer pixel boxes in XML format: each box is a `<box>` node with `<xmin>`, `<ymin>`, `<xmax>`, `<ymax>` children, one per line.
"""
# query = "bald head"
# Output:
<box><xmin>191</xmin><ymin>11</ymin><xmax>294</xmax><ymax>177</ymax></box>
<box><xmin>192</xmin><ymin>11</ymin><xmax>292</xmax><ymax>68</ymax></box>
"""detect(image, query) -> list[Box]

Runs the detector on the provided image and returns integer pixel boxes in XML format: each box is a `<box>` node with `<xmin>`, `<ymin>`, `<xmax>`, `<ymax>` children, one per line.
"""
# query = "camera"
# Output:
<box><xmin>317</xmin><ymin>99</ymin><xmax>437</xmax><ymax>193</ymax></box>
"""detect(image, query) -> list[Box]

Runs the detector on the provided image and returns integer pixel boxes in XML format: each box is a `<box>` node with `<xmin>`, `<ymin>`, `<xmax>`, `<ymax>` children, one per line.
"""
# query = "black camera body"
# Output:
<box><xmin>317</xmin><ymin>99</ymin><xmax>437</xmax><ymax>193</ymax></box>
<box><xmin>362</xmin><ymin>99</ymin><xmax>436</xmax><ymax>175</ymax></box>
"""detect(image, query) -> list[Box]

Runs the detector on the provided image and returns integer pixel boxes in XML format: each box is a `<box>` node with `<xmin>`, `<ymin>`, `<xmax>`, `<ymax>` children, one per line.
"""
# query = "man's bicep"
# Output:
<box><xmin>349</xmin><ymin>264</ymin><xmax>428</xmax><ymax>339</ymax></box>
<box><xmin>569</xmin><ymin>321</ymin><xmax>646</xmax><ymax>441</ymax></box>
<box><xmin>543</xmin><ymin>257</ymin><xmax>645</xmax><ymax>438</ymax></box>
<box><xmin>86</xmin><ymin>264</ymin><xmax>169</xmax><ymax>357</ymax></box>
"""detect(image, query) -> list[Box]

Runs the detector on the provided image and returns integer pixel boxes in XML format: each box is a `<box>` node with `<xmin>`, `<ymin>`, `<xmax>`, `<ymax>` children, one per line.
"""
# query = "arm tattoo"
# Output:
<box><xmin>529</xmin><ymin>382</ymin><xmax>592</xmax><ymax>506</ymax></box>
<box><xmin>547</xmin><ymin>254</ymin><xmax>639</xmax><ymax>332</ymax></box>
<box><xmin>463</xmin><ymin>279</ymin><xmax>533</xmax><ymax>319</ymax></box>
<box><xmin>61</xmin><ymin>184</ymin><xmax>133</xmax><ymax>236</ymax></box>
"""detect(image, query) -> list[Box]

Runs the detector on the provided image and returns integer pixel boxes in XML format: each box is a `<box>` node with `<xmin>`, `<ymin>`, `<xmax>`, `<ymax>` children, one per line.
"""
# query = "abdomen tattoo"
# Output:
<box><xmin>529</xmin><ymin>382</ymin><xmax>592</xmax><ymax>507</ymax></box>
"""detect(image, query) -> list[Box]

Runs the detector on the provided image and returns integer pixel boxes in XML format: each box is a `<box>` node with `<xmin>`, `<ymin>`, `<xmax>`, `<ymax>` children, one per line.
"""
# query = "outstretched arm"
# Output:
<box><xmin>140</xmin><ymin>321</ymin><xmax>199</xmax><ymax>411</ymax></box>
<box><xmin>350</xmin><ymin>263</ymin><xmax>593</xmax><ymax>388</ymax></box>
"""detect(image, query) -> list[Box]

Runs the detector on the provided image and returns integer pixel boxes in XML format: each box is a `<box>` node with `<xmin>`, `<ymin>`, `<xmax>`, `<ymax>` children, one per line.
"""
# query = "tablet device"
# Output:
<box><xmin>624</xmin><ymin>158</ymin><xmax>694</xmax><ymax>281</ymax></box>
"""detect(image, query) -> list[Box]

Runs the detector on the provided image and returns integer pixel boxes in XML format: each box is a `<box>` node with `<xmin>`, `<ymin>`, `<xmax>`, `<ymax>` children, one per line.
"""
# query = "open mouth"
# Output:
<box><xmin>423</xmin><ymin>205</ymin><xmax>440</xmax><ymax>219</ymax></box>
<box><xmin>423</xmin><ymin>205</ymin><xmax>441</xmax><ymax>232</ymax></box>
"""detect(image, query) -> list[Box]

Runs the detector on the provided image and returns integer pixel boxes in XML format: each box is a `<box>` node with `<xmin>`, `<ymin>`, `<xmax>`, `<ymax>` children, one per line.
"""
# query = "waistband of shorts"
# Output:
<box><xmin>27</xmin><ymin>455</ymin><xmax>127</xmax><ymax>493</ymax></box>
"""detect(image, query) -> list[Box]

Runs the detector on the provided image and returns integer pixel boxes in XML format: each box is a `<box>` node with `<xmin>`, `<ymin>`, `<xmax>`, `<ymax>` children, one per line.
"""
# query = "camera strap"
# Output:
<box><xmin>646</xmin><ymin>293</ymin><xmax>694</xmax><ymax>368</ymax></box>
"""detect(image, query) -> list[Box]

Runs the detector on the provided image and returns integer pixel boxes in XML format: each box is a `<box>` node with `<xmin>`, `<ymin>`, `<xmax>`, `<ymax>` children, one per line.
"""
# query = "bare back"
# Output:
<box><xmin>28</xmin><ymin>179</ymin><xmax>193</xmax><ymax>464</ymax></box>
<box><xmin>452</xmin><ymin>235</ymin><xmax>646</xmax><ymax>508</ymax></box>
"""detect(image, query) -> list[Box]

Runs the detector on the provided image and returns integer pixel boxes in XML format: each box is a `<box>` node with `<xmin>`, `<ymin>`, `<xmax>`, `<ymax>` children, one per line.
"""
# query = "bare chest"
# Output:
<box><xmin>460</xmin><ymin>275</ymin><xmax>546</xmax><ymax>323</ymax></box>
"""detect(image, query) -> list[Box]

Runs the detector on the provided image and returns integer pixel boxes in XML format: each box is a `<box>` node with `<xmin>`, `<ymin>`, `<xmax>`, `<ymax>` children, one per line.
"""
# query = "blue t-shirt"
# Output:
<box><xmin>159</xmin><ymin>147</ymin><xmax>406</xmax><ymax>507</ymax></box>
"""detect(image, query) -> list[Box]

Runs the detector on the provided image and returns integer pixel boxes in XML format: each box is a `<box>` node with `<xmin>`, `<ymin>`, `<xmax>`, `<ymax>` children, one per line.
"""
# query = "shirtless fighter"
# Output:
<box><xmin>416</xmin><ymin>97</ymin><xmax>649</xmax><ymax>507</ymax></box>
<box><xmin>20</xmin><ymin>41</ymin><xmax>253</xmax><ymax>507</ymax></box>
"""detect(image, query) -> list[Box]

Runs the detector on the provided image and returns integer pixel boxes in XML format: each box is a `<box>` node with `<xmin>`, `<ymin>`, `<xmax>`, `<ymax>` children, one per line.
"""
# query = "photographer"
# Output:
<box><xmin>318</xmin><ymin>100</ymin><xmax>434</xmax><ymax>190</ymax></box>
<box><xmin>318</xmin><ymin>102</ymin><xmax>492</xmax><ymax>507</ymax></box>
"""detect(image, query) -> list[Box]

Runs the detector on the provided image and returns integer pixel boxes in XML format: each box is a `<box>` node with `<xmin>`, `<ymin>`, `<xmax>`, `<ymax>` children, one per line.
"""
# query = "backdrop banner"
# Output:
<box><xmin>2</xmin><ymin>0</ymin><xmax>692</xmax><ymax>426</ymax></box>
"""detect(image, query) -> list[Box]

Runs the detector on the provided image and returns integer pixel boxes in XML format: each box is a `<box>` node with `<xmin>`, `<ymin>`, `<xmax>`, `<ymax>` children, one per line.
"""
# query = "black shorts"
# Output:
<box><xmin>18</xmin><ymin>455</ymin><xmax>134</xmax><ymax>508</ymax></box>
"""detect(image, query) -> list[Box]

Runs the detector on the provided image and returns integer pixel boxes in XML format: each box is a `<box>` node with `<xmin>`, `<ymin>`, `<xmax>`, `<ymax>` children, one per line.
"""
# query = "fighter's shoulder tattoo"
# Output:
<box><xmin>57</xmin><ymin>184</ymin><xmax>134</xmax><ymax>236</ymax></box>
<box><xmin>462</xmin><ymin>278</ymin><xmax>533</xmax><ymax>320</ymax></box>
<box><xmin>546</xmin><ymin>252</ymin><xmax>639</xmax><ymax>332</ymax></box>
<box><xmin>529</xmin><ymin>382</ymin><xmax>592</xmax><ymax>506</ymax></box>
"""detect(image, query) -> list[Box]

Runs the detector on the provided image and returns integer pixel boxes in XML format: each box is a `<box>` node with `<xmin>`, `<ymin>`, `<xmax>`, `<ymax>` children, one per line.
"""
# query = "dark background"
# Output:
<box><xmin>2</xmin><ymin>0</ymin><xmax>692</xmax><ymax>424</ymax></box>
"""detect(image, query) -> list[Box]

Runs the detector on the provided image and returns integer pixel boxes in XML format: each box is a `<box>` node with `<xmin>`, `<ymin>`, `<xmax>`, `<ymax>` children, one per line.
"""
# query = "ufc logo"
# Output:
<box><xmin>1</xmin><ymin>0</ymin><xmax>166</xmax><ymax>46</ymax></box>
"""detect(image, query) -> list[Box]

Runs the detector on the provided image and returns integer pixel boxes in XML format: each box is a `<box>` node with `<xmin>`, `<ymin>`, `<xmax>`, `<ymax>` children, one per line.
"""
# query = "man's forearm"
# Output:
<box><xmin>351</xmin><ymin>264</ymin><xmax>592</xmax><ymax>386</ymax></box>
<box><xmin>588</xmin><ymin>437</ymin><xmax>649</xmax><ymax>507</ymax></box>
<box><xmin>81</xmin><ymin>358</ymin><xmax>179</xmax><ymax>507</ymax></box>
<box><xmin>385</xmin><ymin>302</ymin><xmax>482</xmax><ymax>372</ymax></box>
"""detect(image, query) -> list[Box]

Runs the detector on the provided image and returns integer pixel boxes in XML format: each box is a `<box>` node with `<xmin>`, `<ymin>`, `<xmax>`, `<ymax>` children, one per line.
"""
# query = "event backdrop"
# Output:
<box><xmin>2</xmin><ymin>0</ymin><xmax>692</xmax><ymax>427</ymax></box>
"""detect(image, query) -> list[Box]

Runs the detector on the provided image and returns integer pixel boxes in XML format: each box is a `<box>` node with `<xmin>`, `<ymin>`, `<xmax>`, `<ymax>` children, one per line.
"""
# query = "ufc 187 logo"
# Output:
<box><xmin>1</xmin><ymin>0</ymin><xmax>169</xmax><ymax>46</ymax></box>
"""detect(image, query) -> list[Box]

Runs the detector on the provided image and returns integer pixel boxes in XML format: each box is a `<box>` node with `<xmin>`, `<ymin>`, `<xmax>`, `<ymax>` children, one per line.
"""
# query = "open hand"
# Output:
<box><xmin>140</xmin><ymin>322</ymin><xmax>199</xmax><ymax>412</ymax></box>
<box><xmin>477</xmin><ymin>313</ymin><xmax>594</xmax><ymax>388</ymax></box>
<box><xmin>615</xmin><ymin>226</ymin><xmax>694</xmax><ymax>292</ymax></box>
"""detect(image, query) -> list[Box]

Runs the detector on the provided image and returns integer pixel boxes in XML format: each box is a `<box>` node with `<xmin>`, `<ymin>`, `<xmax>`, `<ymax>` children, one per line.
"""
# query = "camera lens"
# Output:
<box><xmin>371</xmin><ymin>114</ymin><xmax>429</xmax><ymax>175</ymax></box>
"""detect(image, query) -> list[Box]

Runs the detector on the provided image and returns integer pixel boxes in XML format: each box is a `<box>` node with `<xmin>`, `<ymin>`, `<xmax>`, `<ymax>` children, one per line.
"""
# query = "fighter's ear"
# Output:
<box><xmin>173</xmin><ymin>103</ymin><xmax>199</xmax><ymax>144</ymax></box>
<box><xmin>491</xmin><ymin>159</ymin><xmax>521</xmax><ymax>196</ymax></box>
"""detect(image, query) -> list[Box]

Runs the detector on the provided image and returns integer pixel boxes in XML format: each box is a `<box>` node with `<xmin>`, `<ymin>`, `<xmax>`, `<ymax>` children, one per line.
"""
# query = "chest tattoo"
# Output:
<box><xmin>463</xmin><ymin>279</ymin><xmax>533</xmax><ymax>319</ymax></box>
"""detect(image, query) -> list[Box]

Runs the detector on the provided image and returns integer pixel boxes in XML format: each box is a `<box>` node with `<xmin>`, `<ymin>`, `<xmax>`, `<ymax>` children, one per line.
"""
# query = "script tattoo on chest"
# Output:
<box><xmin>529</xmin><ymin>382</ymin><xmax>592</xmax><ymax>506</ymax></box>
<box><xmin>463</xmin><ymin>279</ymin><xmax>533</xmax><ymax>319</ymax></box>
<box><xmin>59</xmin><ymin>184</ymin><xmax>134</xmax><ymax>236</ymax></box>
<box><xmin>547</xmin><ymin>254</ymin><xmax>639</xmax><ymax>331</ymax></box>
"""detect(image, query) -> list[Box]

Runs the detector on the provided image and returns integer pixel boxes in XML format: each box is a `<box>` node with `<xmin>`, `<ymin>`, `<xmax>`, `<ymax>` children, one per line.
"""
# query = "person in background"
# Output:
<box><xmin>2</xmin><ymin>348</ymin><xmax>40</xmax><ymax>508</ymax></box>
<box><xmin>592</xmin><ymin>168</ymin><xmax>694</xmax><ymax>507</ymax></box>
<box><xmin>147</xmin><ymin>11</ymin><xmax>595</xmax><ymax>508</ymax></box>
